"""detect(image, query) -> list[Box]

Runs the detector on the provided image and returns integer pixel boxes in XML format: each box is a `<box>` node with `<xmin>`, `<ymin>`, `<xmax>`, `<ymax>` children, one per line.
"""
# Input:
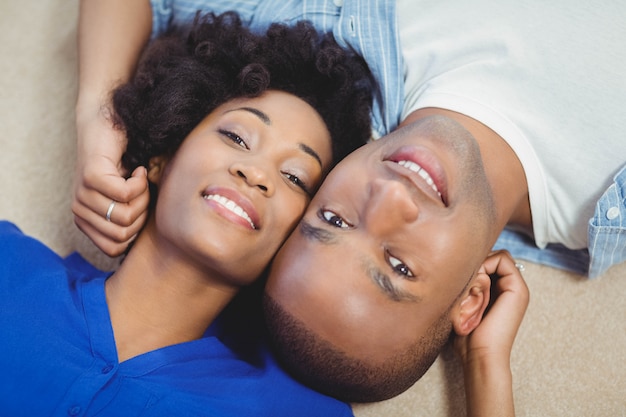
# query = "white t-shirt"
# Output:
<box><xmin>397</xmin><ymin>0</ymin><xmax>626</xmax><ymax>249</ymax></box>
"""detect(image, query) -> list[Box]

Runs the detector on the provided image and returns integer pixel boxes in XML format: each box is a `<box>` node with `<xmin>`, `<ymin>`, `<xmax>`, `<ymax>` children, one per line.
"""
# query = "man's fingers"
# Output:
<box><xmin>482</xmin><ymin>250</ymin><xmax>520</xmax><ymax>278</ymax></box>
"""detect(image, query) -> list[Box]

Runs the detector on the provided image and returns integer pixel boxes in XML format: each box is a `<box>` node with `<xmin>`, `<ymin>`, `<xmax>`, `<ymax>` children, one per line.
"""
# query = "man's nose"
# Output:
<box><xmin>230</xmin><ymin>160</ymin><xmax>275</xmax><ymax>196</ymax></box>
<box><xmin>363</xmin><ymin>178</ymin><xmax>419</xmax><ymax>236</ymax></box>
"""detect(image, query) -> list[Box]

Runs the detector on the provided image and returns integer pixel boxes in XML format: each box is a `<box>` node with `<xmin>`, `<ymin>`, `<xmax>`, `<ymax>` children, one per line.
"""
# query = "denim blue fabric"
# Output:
<box><xmin>495</xmin><ymin>166</ymin><xmax>626</xmax><ymax>278</ymax></box>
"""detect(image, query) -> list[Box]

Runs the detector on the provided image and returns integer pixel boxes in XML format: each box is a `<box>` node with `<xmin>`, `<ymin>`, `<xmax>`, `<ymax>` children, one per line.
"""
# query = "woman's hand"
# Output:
<box><xmin>72</xmin><ymin>0</ymin><xmax>153</xmax><ymax>257</ymax></box>
<box><xmin>72</xmin><ymin>105</ymin><xmax>150</xmax><ymax>256</ymax></box>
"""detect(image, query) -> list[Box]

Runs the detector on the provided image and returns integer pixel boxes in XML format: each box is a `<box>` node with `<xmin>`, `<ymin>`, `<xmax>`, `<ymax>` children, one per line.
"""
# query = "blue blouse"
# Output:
<box><xmin>0</xmin><ymin>221</ymin><xmax>353</xmax><ymax>417</ymax></box>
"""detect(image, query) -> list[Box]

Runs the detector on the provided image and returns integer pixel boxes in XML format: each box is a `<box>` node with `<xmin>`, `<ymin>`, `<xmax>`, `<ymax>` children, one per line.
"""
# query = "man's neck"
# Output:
<box><xmin>401</xmin><ymin>108</ymin><xmax>532</xmax><ymax>239</ymax></box>
<box><xmin>105</xmin><ymin>228</ymin><xmax>238</xmax><ymax>362</ymax></box>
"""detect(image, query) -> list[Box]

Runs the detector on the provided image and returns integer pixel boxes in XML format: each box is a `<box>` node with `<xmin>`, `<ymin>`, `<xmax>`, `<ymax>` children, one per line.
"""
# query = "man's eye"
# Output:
<box><xmin>219</xmin><ymin>129</ymin><xmax>249</xmax><ymax>149</ymax></box>
<box><xmin>283</xmin><ymin>172</ymin><xmax>310</xmax><ymax>195</ymax></box>
<box><xmin>321</xmin><ymin>210</ymin><xmax>350</xmax><ymax>228</ymax></box>
<box><xmin>388</xmin><ymin>253</ymin><xmax>414</xmax><ymax>277</ymax></box>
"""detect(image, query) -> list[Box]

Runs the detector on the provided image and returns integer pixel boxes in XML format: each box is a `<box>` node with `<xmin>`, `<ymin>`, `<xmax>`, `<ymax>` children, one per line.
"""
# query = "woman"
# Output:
<box><xmin>0</xmin><ymin>12</ymin><xmax>372</xmax><ymax>416</ymax></box>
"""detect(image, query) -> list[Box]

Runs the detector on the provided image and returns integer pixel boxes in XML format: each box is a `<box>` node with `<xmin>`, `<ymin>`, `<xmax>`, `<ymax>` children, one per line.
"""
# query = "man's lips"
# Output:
<box><xmin>202</xmin><ymin>187</ymin><xmax>260</xmax><ymax>229</ymax></box>
<box><xmin>385</xmin><ymin>146</ymin><xmax>448</xmax><ymax>206</ymax></box>
<box><xmin>397</xmin><ymin>160</ymin><xmax>441</xmax><ymax>197</ymax></box>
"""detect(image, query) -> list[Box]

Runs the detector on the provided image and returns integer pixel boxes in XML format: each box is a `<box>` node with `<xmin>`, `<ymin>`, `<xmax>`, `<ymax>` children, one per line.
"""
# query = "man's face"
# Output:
<box><xmin>266</xmin><ymin>116</ymin><xmax>497</xmax><ymax>364</ymax></box>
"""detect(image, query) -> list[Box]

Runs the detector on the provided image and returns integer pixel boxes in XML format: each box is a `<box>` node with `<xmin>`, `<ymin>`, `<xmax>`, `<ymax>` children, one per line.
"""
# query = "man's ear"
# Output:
<box><xmin>451</xmin><ymin>266</ymin><xmax>491</xmax><ymax>336</ymax></box>
<box><xmin>147</xmin><ymin>156</ymin><xmax>169</xmax><ymax>185</ymax></box>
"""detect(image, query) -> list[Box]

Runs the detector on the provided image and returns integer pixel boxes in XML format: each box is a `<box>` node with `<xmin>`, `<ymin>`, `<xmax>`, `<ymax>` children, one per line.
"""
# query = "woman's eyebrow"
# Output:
<box><xmin>225</xmin><ymin>106</ymin><xmax>271</xmax><ymax>125</ymax></box>
<box><xmin>225</xmin><ymin>107</ymin><xmax>322</xmax><ymax>167</ymax></box>
<box><xmin>299</xmin><ymin>143</ymin><xmax>322</xmax><ymax>167</ymax></box>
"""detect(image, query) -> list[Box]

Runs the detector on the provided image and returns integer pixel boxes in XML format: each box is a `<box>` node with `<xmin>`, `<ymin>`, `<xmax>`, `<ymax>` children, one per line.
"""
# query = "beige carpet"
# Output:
<box><xmin>1</xmin><ymin>1</ymin><xmax>624</xmax><ymax>416</ymax></box>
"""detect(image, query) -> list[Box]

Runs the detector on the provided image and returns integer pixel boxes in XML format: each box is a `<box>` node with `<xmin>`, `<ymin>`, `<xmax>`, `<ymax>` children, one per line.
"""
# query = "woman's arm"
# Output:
<box><xmin>455</xmin><ymin>251</ymin><xmax>529</xmax><ymax>417</ymax></box>
<box><xmin>73</xmin><ymin>0</ymin><xmax>153</xmax><ymax>256</ymax></box>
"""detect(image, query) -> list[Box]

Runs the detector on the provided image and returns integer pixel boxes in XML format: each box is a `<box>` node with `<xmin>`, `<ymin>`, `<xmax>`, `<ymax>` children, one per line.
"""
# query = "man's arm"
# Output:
<box><xmin>456</xmin><ymin>251</ymin><xmax>529</xmax><ymax>417</ymax></box>
<box><xmin>73</xmin><ymin>0</ymin><xmax>152</xmax><ymax>256</ymax></box>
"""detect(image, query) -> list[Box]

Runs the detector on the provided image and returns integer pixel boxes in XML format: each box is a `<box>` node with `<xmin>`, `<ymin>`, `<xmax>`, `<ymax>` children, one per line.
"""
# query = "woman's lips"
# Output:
<box><xmin>201</xmin><ymin>187</ymin><xmax>260</xmax><ymax>230</ymax></box>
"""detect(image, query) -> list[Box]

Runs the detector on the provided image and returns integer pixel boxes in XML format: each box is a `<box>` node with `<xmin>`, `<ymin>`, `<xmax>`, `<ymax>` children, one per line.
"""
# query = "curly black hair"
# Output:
<box><xmin>111</xmin><ymin>11</ymin><xmax>374</xmax><ymax>175</ymax></box>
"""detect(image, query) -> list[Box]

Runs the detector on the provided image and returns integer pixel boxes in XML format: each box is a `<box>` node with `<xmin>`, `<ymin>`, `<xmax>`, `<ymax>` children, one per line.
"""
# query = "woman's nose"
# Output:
<box><xmin>362</xmin><ymin>178</ymin><xmax>419</xmax><ymax>236</ymax></box>
<box><xmin>230</xmin><ymin>161</ymin><xmax>275</xmax><ymax>196</ymax></box>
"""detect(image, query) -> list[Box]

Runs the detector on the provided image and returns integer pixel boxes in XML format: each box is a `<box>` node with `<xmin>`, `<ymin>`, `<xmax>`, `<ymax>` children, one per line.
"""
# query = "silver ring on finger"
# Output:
<box><xmin>105</xmin><ymin>200</ymin><xmax>116</xmax><ymax>222</ymax></box>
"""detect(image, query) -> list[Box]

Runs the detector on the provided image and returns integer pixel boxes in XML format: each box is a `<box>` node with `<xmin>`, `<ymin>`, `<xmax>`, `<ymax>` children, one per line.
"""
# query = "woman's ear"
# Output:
<box><xmin>451</xmin><ymin>266</ymin><xmax>491</xmax><ymax>336</ymax></box>
<box><xmin>147</xmin><ymin>156</ymin><xmax>169</xmax><ymax>185</ymax></box>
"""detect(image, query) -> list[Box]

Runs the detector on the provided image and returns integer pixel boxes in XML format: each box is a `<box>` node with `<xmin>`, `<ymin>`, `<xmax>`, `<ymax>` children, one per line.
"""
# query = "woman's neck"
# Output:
<box><xmin>105</xmin><ymin>228</ymin><xmax>238</xmax><ymax>363</ymax></box>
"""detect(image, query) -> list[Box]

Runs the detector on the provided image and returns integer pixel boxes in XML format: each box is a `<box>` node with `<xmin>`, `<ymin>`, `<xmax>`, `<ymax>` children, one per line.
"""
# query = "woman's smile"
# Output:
<box><xmin>202</xmin><ymin>187</ymin><xmax>259</xmax><ymax>230</ymax></box>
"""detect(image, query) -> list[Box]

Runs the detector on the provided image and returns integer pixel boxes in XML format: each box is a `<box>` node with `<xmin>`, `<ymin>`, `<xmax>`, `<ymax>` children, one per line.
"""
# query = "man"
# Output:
<box><xmin>260</xmin><ymin>0</ymin><xmax>626</xmax><ymax>403</ymax></box>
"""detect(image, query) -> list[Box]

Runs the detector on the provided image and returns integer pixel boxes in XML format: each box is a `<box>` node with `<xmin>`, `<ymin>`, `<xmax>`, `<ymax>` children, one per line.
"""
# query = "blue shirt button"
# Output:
<box><xmin>68</xmin><ymin>405</ymin><xmax>81</xmax><ymax>416</ymax></box>
<box><xmin>101</xmin><ymin>364</ymin><xmax>114</xmax><ymax>374</ymax></box>
<box><xmin>606</xmin><ymin>206</ymin><xmax>620</xmax><ymax>220</ymax></box>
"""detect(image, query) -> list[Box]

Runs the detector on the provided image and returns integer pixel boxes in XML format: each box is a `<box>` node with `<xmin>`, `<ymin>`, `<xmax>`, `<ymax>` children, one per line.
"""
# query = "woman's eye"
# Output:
<box><xmin>388</xmin><ymin>253</ymin><xmax>414</xmax><ymax>277</ymax></box>
<box><xmin>283</xmin><ymin>172</ymin><xmax>310</xmax><ymax>195</ymax></box>
<box><xmin>219</xmin><ymin>129</ymin><xmax>249</xmax><ymax>150</ymax></box>
<box><xmin>321</xmin><ymin>210</ymin><xmax>350</xmax><ymax>228</ymax></box>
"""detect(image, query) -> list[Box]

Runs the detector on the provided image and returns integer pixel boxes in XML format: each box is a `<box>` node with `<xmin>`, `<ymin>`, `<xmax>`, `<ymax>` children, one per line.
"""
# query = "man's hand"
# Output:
<box><xmin>455</xmin><ymin>250</ymin><xmax>529</xmax><ymax>364</ymax></box>
<box><xmin>455</xmin><ymin>250</ymin><xmax>529</xmax><ymax>417</ymax></box>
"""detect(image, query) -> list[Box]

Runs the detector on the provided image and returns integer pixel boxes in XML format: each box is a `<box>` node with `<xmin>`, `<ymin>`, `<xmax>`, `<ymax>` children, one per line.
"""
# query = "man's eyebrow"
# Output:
<box><xmin>225</xmin><ymin>107</ymin><xmax>322</xmax><ymax>167</ymax></box>
<box><xmin>299</xmin><ymin>219</ymin><xmax>337</xmax><ymax>244</ymax></box>
<box><xmin>367</xmin><ymin>265</ymin><xmax>420</xmax><ymax>303</ymax></box>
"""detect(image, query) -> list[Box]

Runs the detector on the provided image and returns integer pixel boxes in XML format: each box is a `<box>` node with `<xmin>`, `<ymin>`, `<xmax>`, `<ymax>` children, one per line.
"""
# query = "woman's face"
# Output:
<box><xmin>152</xmin><ymin>90</ymin><xmax>332</xmax><ymax>286</ymax></box>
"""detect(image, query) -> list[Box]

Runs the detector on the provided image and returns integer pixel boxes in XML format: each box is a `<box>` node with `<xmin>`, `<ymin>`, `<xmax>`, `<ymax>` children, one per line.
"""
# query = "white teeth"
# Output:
<box><xmin>204</xmin><ymin>194</ymin><xmax>256</xmax><ymax>229</ymax></box>
<box><xmin>397</xmin><ymin>160</ymin><xmax>441</xmax><ymax>197</ymax></box>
